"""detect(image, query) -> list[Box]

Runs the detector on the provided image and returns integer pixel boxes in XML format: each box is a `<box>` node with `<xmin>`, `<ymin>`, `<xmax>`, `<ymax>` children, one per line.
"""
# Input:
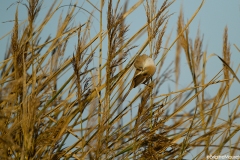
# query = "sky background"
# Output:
<box><xmin>0</xmin><ymin>0</ymin><xmax>240</xmax><ymax>158</ymax></box>
<box><xmin>1</xmin><ymin>0</ymin><xmax>239</xmax><ymax>93</ymax></box>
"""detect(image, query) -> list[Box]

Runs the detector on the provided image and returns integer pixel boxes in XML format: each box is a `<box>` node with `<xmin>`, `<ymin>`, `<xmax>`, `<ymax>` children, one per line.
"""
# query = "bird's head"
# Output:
<box><xmin>142</xmin><ymin>57</ymin><xmax>156</xmax><ymax>77</ymax></box>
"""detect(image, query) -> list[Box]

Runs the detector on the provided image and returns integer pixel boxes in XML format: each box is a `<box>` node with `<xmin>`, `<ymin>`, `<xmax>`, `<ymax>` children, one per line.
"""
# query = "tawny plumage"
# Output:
<box><xmin>116</xmin><ymin>54</ymin><xmax>156</xmax><ymax>110</ymax></box>
<box><xmin>131</xmin><ymin>54</ymin><xmax>156</xmax><ymax>88</ymax></box>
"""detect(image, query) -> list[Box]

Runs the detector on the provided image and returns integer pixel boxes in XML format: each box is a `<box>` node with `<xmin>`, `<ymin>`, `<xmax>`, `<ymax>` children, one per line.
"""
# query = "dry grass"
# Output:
<box><xmin>0</xmin><ymin>0</ymin><xmax>239</xmax><ymax>159</ymax></box>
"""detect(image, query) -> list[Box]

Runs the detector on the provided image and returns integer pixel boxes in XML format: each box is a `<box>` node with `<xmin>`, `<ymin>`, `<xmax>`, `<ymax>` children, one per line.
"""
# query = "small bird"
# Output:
<box><xmin>117</xmin><ymin>54</ymin><xmax>156</xmax><ymax>110</ymax></box>
<box><xmin>131</xmin><ymin>54</ymin><xmax>156</xmax><ymax>88</ymax></box>
<box><xmin>113</xmin><ymin>54</ymin><xmax>156</xmax><ymax>119</ymax></box>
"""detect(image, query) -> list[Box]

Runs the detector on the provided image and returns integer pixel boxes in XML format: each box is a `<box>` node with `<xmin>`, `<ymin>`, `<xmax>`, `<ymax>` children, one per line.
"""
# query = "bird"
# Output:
<box><xmin>131</xmin><ymin>54</ymin><xmax>156</xmax><ymax>88</ymax></box>
<box><xmin>110</xmin><ymin>54</ymin><xmax>156</xmax><ymax>126</ymax></box>
<box><xmin>117</xmin><ymin>54</ymin><xmax>156</xmax><ymax>109</ymax></box>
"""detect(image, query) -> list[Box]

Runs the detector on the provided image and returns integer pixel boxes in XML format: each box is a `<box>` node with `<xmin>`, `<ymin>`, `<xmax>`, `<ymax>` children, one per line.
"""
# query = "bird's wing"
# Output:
<box><xmin>132</xmin><ymin>74</ymin><xmax>146</xmax><ymax>88</ymax></box>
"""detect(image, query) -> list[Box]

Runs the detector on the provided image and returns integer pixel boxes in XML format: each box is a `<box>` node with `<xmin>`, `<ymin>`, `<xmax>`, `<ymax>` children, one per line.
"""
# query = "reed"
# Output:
<box><xmin>0</xmin><ymin>0</ymin><xmax>239</xmax><ymax>159</ymax></box>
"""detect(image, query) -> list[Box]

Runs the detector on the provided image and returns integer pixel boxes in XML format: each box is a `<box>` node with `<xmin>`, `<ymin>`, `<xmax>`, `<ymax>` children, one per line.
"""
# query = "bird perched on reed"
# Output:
<box><xmin>117</xmin><ymin>54</ymin><xmax>156</xmax><ymax>108</ymax></box>
<box><xmin>130</xmin><ymin>54</ymin><xmax>156</xmax><ymax>88</ymax></box>
<box><xmin>110</xmin><ymin>54</ymin><xmax>156</xmax><ymax>128</ymax></box>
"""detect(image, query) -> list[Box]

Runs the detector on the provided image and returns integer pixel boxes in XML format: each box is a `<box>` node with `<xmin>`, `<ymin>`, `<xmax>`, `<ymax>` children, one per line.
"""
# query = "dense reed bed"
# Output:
<box><xmin>0</xmin><ymin>0</ymin><xmax>239</xmax><ymax>159</ymax></box>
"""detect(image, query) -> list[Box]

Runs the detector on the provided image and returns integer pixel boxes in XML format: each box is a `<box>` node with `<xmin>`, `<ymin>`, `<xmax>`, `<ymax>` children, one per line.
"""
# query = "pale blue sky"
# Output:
<box><xmin>0</xmin><ymin>0</ymin><xmax>239</xmax><ymax>158</ymax></box>
<box><xmin>1</xmin><ymin>0</ymin><xmax>239</xmax><ymax>89</ymax></box>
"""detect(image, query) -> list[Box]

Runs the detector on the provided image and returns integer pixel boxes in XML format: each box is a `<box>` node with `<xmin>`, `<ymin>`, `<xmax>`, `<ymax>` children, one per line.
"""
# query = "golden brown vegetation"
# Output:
<box><xmin>0</xmin><ymin>0</ymin><xmax>239</xmax><ymax>159</ymax></box>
